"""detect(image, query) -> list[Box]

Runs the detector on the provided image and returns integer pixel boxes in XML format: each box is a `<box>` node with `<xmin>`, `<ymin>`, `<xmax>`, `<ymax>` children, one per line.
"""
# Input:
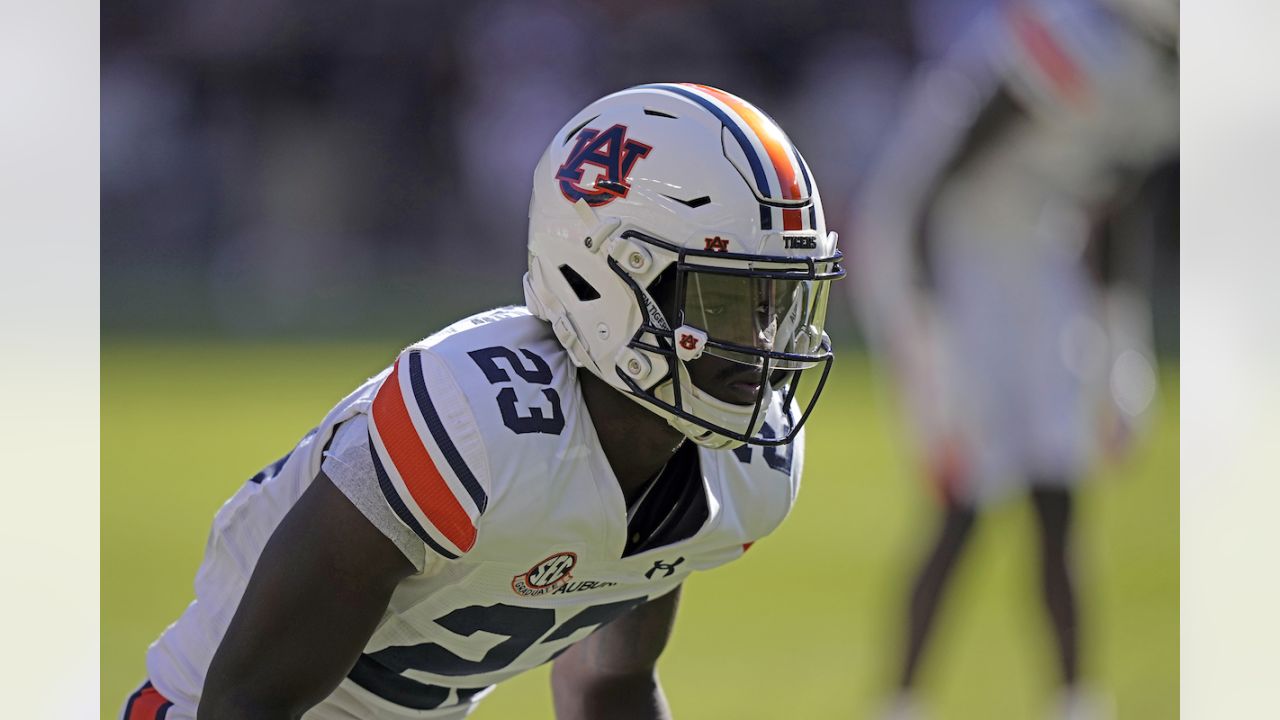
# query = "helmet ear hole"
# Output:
<box><xmin>559</xmin><ymin>264</ymin><xmax>601</xmax><ymax>301</ymax></box>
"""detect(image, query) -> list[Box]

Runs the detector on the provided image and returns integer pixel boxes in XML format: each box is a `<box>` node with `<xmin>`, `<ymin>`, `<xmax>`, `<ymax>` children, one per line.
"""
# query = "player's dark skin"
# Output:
<box><xmin>199</xmin><ymin>276</ymin><xmax>766</xmax><ymax>719</ymax></box>
<box><xmin>900</xmin><ymin>487</ymin><xmax>1077</xmax><ymax>688</ymax></box>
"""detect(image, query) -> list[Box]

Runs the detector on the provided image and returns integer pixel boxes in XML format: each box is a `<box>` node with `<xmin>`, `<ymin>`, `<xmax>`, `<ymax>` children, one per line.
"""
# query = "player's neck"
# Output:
<box><xmin>578</xmin><ymin>369</ymin><xmax>686</xmax><ymax>504</ymax></box>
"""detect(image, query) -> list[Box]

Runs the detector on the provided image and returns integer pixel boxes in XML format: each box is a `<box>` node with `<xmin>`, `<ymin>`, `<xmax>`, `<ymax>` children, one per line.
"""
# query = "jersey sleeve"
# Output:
<box><xmin>366</xmin><ymin>348</ymin><xmax>492</xmax><ymax>561</ymax></box>
<box><xmin>321</xmin><ymin>415</ymin><xmax>432</xmax><ymax>573</ymax></box>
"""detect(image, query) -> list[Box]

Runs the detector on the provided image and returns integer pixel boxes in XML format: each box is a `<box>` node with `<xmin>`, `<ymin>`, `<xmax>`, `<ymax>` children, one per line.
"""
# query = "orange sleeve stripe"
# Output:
<box><xmin>124</xmin><ymin>683</ymin><xmax>172</xmax><ymax>720</ymax></box>
<box><xmin>689</xmin><ymin>83</ymin><xmax>804</xmax><ymax>201</ymax></box>
<box><xmin>372</xmin><ymin>360</ymin><xmax>477</xmax><ymax>552</ymax></box>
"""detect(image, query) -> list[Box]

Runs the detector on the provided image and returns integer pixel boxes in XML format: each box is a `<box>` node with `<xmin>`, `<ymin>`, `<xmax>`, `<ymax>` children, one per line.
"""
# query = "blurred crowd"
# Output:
<box><xmin>102</xmin><ymin>0</ymin><xmax>1174</xmax><ymax>347</ymax></box>
<box><xmin>103</xmin><ymin>0</ymin><xmax>913</xmax><ymax>336</ymax></box>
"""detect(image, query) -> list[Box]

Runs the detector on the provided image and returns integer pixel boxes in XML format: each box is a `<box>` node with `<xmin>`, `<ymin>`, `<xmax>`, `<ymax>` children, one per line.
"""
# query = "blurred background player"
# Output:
<box><xmin>846</xmin><ymin>0</ymin><xmax>1177</xmax><ymax>717</ymax></box>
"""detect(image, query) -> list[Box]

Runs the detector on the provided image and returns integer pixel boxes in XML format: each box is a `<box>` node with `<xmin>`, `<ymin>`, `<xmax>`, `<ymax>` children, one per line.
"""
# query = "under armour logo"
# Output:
<box><xmin>704</xmin><ymin>236</ymin><xmax>730</xmax><ymax>252</ymax></box>
<box><xmin>645</xmin><ymin>557</ymin><xmax>685</xmax><ymax>579</ymax></box>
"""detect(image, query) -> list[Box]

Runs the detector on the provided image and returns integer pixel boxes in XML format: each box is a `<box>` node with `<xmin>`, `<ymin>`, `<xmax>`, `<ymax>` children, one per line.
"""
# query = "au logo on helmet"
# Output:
<box><xmin>704</xmin><ymin>236</ymin><xmax>730</xmax><ymax>253</ymax></box>
<box><xmin>555</xmin><ymin>124</ymin><xmax>652</xmax><ymax>206</ymax></box>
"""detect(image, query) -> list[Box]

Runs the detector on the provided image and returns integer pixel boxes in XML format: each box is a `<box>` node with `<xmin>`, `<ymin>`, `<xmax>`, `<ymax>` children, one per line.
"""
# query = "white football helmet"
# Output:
<box><xmin>524</xmin><ymin>83</ymin><xmax>844</xmax><ymax>449</ymax></box>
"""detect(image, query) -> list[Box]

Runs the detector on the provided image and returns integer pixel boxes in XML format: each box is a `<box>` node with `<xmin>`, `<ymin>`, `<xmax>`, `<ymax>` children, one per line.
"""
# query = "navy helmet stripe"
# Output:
<box><xmin>637</xmin><ymin>84</ymin><xmax>773</xmax><ymax>199</ymax></box>
<box><xmin>789</xmin><ymin>141</ymin><xmax>817</xmax><ymax>228</ymax></box>
<box><xmin>408</xmin><ymin>351</ymin><xmax>488</xmax><ymax>514</ymax></box>
<box><xmin>370</xmin><ymin>435</ymin><xmax>461</xmax><ymax>560</ymax></box>
<box><xmin>791</xmin><ymin>142</ymin><xmax>812</xmax><ymax>195</ymax></box>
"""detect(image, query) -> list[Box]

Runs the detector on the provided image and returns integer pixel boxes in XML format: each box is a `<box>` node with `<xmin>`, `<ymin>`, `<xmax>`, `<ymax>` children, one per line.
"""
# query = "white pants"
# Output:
<box><xmin>926</xmin><ymin>235</ymin><xmax>1098</xmax><ymax>505</ymax></box>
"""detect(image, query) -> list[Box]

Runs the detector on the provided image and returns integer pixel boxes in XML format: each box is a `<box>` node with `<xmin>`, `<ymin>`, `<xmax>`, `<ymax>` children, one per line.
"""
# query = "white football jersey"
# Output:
<box><xmin>144</xmin><ymin>306</ymin><xmax>803</xmax><ymax>719</ymax></box>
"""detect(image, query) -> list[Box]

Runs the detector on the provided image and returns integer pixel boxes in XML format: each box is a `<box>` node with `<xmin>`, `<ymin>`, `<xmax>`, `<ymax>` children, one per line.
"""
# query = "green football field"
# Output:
<box><xmin>102</xmin><ymin>341</ymin><xmax>1178</xmax><ymax>719</ymax></box>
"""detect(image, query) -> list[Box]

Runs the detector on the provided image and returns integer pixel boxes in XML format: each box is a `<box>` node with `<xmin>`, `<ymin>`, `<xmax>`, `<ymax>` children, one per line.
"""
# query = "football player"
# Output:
<box><xmin>847</xmin><ymin>0</ymin><xmax>1176</xmax><ymax>717</ymax></box>
<box><xmin>122</xmin><ymin>83</ymin><xmax>844</xmax><ymax>720</ymax></box>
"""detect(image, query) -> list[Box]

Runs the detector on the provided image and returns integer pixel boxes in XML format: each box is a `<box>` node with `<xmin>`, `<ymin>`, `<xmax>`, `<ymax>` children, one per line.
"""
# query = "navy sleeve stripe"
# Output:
<box><xmin>789</xmin><ymin>141</ymin><xmax>818</xmax><ymax>229</ymax></box>
<box><xmin>408</xmin><ymin>351</ymin><xmax>488</xmax><ymax>514</ymax></box>
<box><xmin>790</xmin><ymin>141</ymin><xmax>813</xmax><ymax>195</ymax></box>
<box><xmin>370</xmin><ymin>432</ymin><xmax>460</xmax><ymax>561</ymax></box>
<box><xmin>121</xmin><ymin>683</ymin><xmax>146</xmax><ymax>719</ymax></box>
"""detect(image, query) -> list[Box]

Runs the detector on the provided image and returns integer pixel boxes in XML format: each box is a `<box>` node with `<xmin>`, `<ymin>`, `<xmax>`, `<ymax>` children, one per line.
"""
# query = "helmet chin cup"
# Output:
<box><xmin>670</xmin><ymin>417</ymin><xmax>740</xmax><ymax>450</ymax></box>
<box><xmin>651</xmin><ymin>360</ymin><xmax>772</xmax><ymax>450</ymax></box>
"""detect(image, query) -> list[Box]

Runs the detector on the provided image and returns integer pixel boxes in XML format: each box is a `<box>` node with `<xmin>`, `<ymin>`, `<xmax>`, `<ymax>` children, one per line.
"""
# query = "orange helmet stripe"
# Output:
<box><xmin>685</xmin><ymin>83</ymin><xmax>804</xmax><ymax>201</ymax></box>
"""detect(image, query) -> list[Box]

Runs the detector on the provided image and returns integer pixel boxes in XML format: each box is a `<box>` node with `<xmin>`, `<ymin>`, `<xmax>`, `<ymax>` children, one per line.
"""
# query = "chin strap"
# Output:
<box><xmin>669</xmin><ymin>415</ymin><xmax>742</xmax><ymax>450</ymax></box>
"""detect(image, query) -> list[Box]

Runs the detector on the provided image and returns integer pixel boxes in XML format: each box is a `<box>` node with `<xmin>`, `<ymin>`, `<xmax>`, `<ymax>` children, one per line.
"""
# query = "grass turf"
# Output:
<box><xmin>102</xmin><ymin>341</ymin><xmax>1177</xmax><ymax>719</ymax></box>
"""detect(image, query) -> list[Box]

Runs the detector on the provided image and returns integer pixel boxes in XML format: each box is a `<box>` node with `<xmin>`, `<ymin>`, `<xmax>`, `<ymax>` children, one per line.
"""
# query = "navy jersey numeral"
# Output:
<box><xmin>353</xmin><ymin>597</ymin><xmax>649</xmax><ymax>705</ymax></box>
<box><xmin>468</xmin><ymin>346</ymin><xmax>565</xmax><ymax>435</ymax></box>
<box><xmin>731</xmin><ymin>420</ymin><xmax>793</xmax><ymax>474</ymax></box>
<box><xmin>541</xmin><ymin>597</ymin><xmax>647</xmax><ymax>648</ymax></box>
<box><xmin>368</xmin><ymin>603</ymin><xmax>555</xmax><ymax>676</ymax></box>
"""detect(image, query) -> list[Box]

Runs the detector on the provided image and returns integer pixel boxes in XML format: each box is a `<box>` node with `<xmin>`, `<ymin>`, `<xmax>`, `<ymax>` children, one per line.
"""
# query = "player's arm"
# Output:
<box><xmin>198</xmin><ymin>472</ymin><xmax>416</xmax><ymax>720</ymax></box>
<box><xmin>550</xmin><ymin>585</ymin><xmax>682</xmax><ymax>720</ymax></box>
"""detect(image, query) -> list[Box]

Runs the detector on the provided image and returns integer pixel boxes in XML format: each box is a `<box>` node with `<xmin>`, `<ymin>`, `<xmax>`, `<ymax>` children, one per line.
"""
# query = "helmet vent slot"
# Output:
<box><xmin>643</xmin><ymin>108</ymin><xmax>678</xmax><ymax>119</ymax></box>
<box><xmin>559</xmin><ymin>264</ymin><xmax>601</xmax><ymax>301</ymax></box>
<box><xmin>594</xmin><ymin>178</ymin><xmax>628</xmax><ymax>194</ymax></box>
<box><xmin>563</xmin><ymin>115</ymin><xmax>600</xmax><ymax>145</ymax></box>
<box><xmin>660</xmin><ymin>193</ymin><xmax>712</xmax><ymax>209</ymax></box>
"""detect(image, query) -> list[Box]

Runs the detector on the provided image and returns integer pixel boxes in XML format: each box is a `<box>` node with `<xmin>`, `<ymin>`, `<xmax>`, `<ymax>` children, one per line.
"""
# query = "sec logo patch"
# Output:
<box><xmin>512</xmin><ymin>552</ymin><xmax>578</xmax><ymax>597</ymax></box>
